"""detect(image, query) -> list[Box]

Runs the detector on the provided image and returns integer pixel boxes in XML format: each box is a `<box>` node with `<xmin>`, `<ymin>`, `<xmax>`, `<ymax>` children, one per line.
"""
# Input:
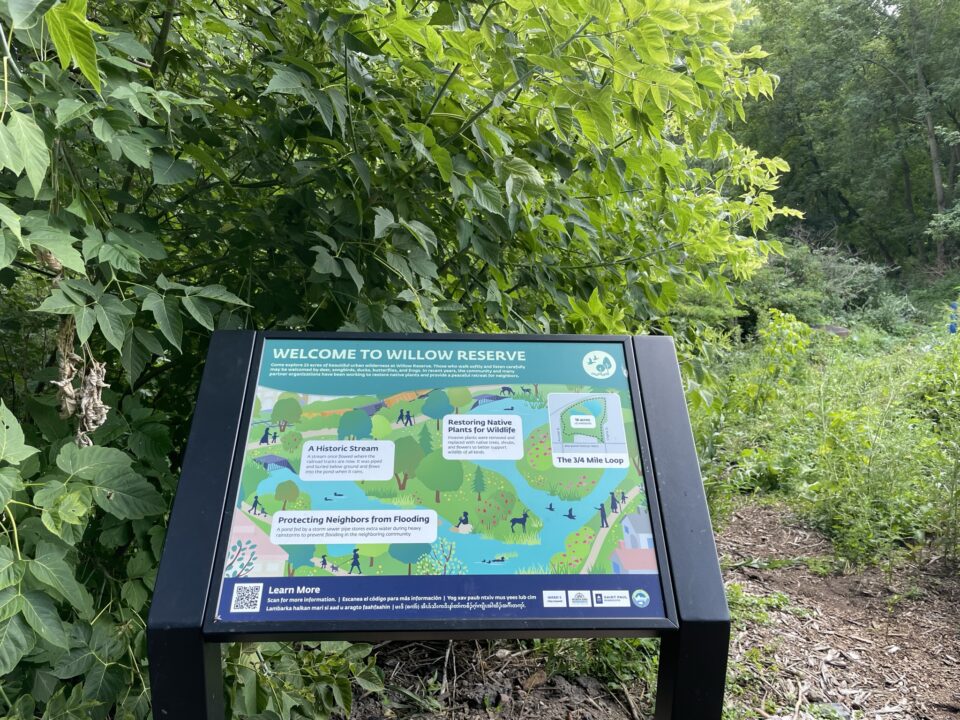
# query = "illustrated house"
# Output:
<box><xmin>611</xmin><ymin>512</ymin><xmax>658</xmax><ymax>574</ymax></box>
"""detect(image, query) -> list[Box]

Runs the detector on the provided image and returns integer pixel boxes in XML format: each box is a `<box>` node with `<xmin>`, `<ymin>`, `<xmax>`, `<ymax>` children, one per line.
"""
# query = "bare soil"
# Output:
<box><xmin>353</xmin><ymin>502</ymin><xmax>960</xmax><ymax>719</ymax></box>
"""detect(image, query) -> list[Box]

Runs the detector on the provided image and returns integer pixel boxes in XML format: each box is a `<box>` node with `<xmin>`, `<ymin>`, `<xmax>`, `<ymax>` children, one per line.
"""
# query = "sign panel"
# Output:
<box><xmin>214</xmin><ymin>338</ymin><xmax>666</xmax><ymax>624</ymax></box>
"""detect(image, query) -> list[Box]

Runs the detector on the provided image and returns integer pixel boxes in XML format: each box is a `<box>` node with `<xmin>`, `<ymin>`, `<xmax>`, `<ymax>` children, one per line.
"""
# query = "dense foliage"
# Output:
<box><xmin>737</xmin><ymin>0</ymin><xmax>960</xmax><ymax>266</ymax></box>
<box><xmin>0</xmin><ymin>0</ymin><xmax>791</xmax><ymax>716</ymax></box>
<box><xmin>698</xmin><ymin>271</ymin><xmax>960</xmax><ymax>567</ymax></box>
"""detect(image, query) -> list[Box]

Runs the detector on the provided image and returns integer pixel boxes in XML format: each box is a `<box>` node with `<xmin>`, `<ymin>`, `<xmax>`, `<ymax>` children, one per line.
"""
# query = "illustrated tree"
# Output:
<box><xmin>272</xmin><ymin>397</ymin><xmax>302</xmax><ymax>432</ymax></box>
<box><xmin>371</xmin><ymin>414</ymin><xmax>393</xmax><ymax>439</ymax></box>
<box><xmin>281</xmin><ymin>430</ymin><xmax>303</xmax><ymax>454</ymax></box>
<box><xmin>447</xmin><ymin>387</ymin><xmax>473</xmax><ymax>413</ymax></box>
<box><xmin>388</xmin><ymin>543</ymin><xmax>432</xmax><ymax>576</ymax></box>
<box><xmin>364</xmin><ymin>543</ymin><xmax>390</xmax><ymax>568</ymax></box>
<box><xmin>393</xmin><ymin>435</ymin><xmax>424</xmax><ymax>491</ymax></box>
<box><xmin>419</xmin><ymin>451</ymin><xmax>464</xmax><ymax>504</ymax></box>
<box><xmin>338</xmin><ymin>409</ymin><xmax>373</xmax><ymax>440</ymax></box>
<box><xmin>418</xmin><ymin>425</ymin><xmax>435</xmax><ymax>454</ymax></box>
<box><xmin>472</xmin><ymin>466</ymin><xmax>486</xmax><ymax>501</ymax></box>
<box><xmin>415</xmin><ymin>538</ymin><xmax>467</xmax><ymax>576</ymax></box>
<box><xmin>275</xmin><ymin>480</ymin><xmax>300</xmax><ymax>511</ymax></box>
<box><xmin>283</xmin><ymin>545</ymin><xmax>316</xmax><ymax>577</ymax></box>
<box><xmin>253</xmin><ymin>397</ymin><xmax>262</xmax><ymax>418</ymax></box>
<box><xmin>422</xmin><ymin>390</ymin><xmax>453</xmax><ymax>429</ymax></box>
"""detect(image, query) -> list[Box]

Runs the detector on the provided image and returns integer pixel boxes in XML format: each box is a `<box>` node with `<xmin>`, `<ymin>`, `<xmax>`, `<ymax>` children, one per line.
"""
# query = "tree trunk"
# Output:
<box><xmin>369</xmin><ymin>556</ymin><xmax>374</xmax><ymax>567</ymax></box>
<box><xmin>916</xmin><ymin>63</ymin><xmax>948</xmax><ymax>266</ymax></box>
<box><xmin>476</xmin><ymin>492</ymin><xmax>481</xmax><ymax>501</ymax></box>
<box><xmin>282</xmin><ymin>500</ymin><xmax>288</xmax><ymax>510</ymax></box>
<box><xmin>407</xmin><ymin>562</ymin><xmax>412</xmax><ymax>576</ymax></box>
<box><xmin>279</xmin><ymin>420</ymin><xmax>288</xmax><ymax>432</ymax></box>
<box><xmin>435</xmin><ymin>489</ymin><xmax>441</xmax><ymax>503</ymax></box>
<box><xmin>395</xmin><ymin>472</ymin><xmax>409</xmax><ymax>491</ymax></box>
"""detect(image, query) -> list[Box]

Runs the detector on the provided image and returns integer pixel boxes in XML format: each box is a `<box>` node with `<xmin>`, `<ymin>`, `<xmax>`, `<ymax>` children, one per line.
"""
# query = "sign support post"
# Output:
<box><xmin>148</xmin><ymin>331</ymin><xmax>728</xmax><ymax>719</ymax></box>
<box><xmin>634</xmin><ymin>337</ymin><xmax>730</xmax><ymax>719</ymax></box>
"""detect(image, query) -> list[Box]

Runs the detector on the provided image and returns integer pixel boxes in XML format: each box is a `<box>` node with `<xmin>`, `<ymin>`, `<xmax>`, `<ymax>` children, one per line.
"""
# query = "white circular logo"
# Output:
<box><xmin>631</xmin><ymin>589</ymin><xmax>650</xmax><ymax>608</ymax></box>
<box><xmin>583</xmin><ymin>351</ymin><xmax>616</xmax><ymax>379</ymax></box>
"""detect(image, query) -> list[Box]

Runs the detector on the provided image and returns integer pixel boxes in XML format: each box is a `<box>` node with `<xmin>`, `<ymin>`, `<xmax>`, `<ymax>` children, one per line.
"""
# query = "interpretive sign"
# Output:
<box><xmin>213</xmin><ymin>337</ymin><xmax>668</xmax><ymax>628</ymax></box>
<box><xmin>148</xmin><ymin>332</ymin><xmax>729</xmax><ymax>720</ymax></box>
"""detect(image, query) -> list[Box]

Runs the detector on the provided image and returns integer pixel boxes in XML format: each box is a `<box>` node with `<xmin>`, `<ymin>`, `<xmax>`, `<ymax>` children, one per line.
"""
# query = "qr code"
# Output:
<box><xmin>230</xmin><ymin>583</ymin><xmax>263</xmax><ymax>613</ymax></box>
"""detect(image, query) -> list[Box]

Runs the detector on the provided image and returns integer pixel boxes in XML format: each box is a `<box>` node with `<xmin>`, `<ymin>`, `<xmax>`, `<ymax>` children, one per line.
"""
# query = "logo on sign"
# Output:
<box><xmin>583</xmin><ymin>351</ymin><xmax>616</xmax><ymax>379</ymax></box>
<box><xmin>631</xmin><ymin>589</ymin><xmax>651</xmax><ymax>608</ymax></box>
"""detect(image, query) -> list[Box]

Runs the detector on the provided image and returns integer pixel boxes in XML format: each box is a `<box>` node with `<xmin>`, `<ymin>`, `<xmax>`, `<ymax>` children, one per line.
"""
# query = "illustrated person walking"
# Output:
<box><xmin>259</xmin><ymin>427</ymin><xmax>271</xmax><ymax>445</ymax></box>
<box><xmin>609</xmin><ymin>491</ymin><xmax>619</xmax><ymax>514</ymax></box>
<box><xmin>397</xmin><ymin>409</ymin><xmax>405</xmax><ymax>424</ymax></box>
<box><xmin>349</xmin><ymin>548</ymin><xmax>362</xmax><ymax>574</ymax></box>
<box><xmin>250</xmin><ymin>495</ymin><xmax>262</xmax><ymax>515</ymax></box>
<box><xmin>620</xmin><ymin>491</ymin><xmax>627</xmax><ymax>505</ymax></box>
<box><xmin>597</xmin><ymin>502</ymin><xmax>608</xmax><ymax>528</ymax></box>
<box><xmin>405</xmin><ymin>410</ymin><xmax>414</xmax><ymax>426</ymax></box>
<box><xmin>271</xmin><ymin>431</ymin><xmax>279</xmax><ymax>444</ymax></box>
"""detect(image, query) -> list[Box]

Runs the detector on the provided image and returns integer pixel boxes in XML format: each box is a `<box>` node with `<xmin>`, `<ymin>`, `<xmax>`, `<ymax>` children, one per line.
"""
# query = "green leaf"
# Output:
<box><xmin>0</xmin><ymin>587</ymin><xmax>21</xmax><ymax>623</ymax></box>
<box><xmin>6</xmin><ymin>112</ymin><xmax>49</xmax><ymax>198</ymax></box>
<box><xmin>116</xmin><ymin>134</ymin><xmax>152</xmax><ymax>169</ymax></box>
<box><xmin>373</xmin><ymin>207</ymin><xmax>394</xmax><ymax>239</ymax></box>
<box><xmin>21</xmin><ymin>590</ymin><xmax>68</xmax><ymax>649</ymax></box>
<box><xmin>0</xmin><ymin>400</ymin><xmax>38</xmax><ymax>464</ymax></box>
<box><xmin>142</xmin><ymin>293</ymin><xmax>183</xmax><ymax>351</ymax></box>
<box><xmin>0</xmin><ymin>466</ymin><xmax>23</xmax><ymax>507</ymax></box>
<box><xmin>45</xmin><ymin>0</ymin><xmax>102</xmax><ymax>92</ymax></box>
<box><xmin>83</xmin><ymin>662</ymin><xmax>125</xmax><ymax>704</ymax></box>
<box><xmin>264</xmin><ymin>68</ymin><xmax>308</xmax><ymax>95</ymax></box>
<box><xmin>341</xmin><ymin>258</ymin><xmax>364</xmax><ymax>291</ymax></box>
<box><xmin>152</xmin><ymin>151</ymin><xmax>195</xmax><ymax>185</ymax></box>
<box><xmin>56</xmin><ymin>444</ymin><xmax>131</xmax><ymax>480</ymax></box>
<box><xmin>472</xmin><ymin>179</ymin><xmax>503</xmax><ymax>215</ymax></box>
<box><xmin>0</xmin><ymin>124</ymin><xmax>24</xmax><ymax>175</ymax></box>
<box><xmin>28</xmin><ymin>543</ymin><xmax>93</xmax><ymax>617</ymax></box>
<box><xmin>55</xmin><ymin>98</ymin><xmax>93</xmax><ymax>127</ymax></box>
<box><xmin>399</xmin><ymin>220</ymin><xmax>438</xmax><ymax>251</ymax></box>
<box><xmin>95</xmin><ymin>294</ymin><xmax>133</xmax><ymax>350</ymax></box>
<box><xmin>500</xmin><ymin>157</ymin><xmax>544</xmax><ymax>187</ymax></box>
<box><xmin>0</xmin><ymin>202</ymin><xmax>22</xmax><ymax>242</ymax></box>
<box><xmin>0</xmin><ymin>615</ymin><xmax>34</xmax><ymax>675</ymax></box>
<box><xmin>194</xmin><ymin>285</ymin><xmax>248</xmax><ymax>305</ymax></box>
<box><xmin>35</xmin><ymin>289</ymin><xmax>80</xmax><ymax>314</ymax></box>
<box><xmin>10</xmin><ymin>0</ymin><xmax>55</xmax><ymax>28</ymax></box>
<box><xmin>0</xmin><ymin>234</ymin><xmax>16</xmax><ymax>271</ymax></box>
<box><xmin>311</xmin><ymin>246</ymin><xmax>340</xmax><ymax>276</ymax></box>
<box><xmin>0</xmin><ymin>546</ymin><xmax>23</xmax><ymax>590</ymax></box>
<box><xmin>181</xmin><ymin>295</ymin><xmax>215</xmax><ymax>330</ymax></box>
<box><xmin>120</xmin><ymin>329</ymin><xmax>149</xmax><ymax>384</ymax></box>
<box><xmin>28</xmin><ymin>228</ymin><xmax>85</xmax><ymax>273</ymax></box>
<box><xmin>91</xmin><ymin>117</ymin><xmax>115</xmax><ymax>144</ymax></box>
<box><xmin>120</xmin><ymin>579</ymin><xmax>147</xmax><ymax>611</ymax></box>
<box><xmin>51</xmin><ymin>645</ymin><xmax>95</xmax><ymax>679</ymax></box>
<box><xmin>430</xmin><ymin>145</ymin><xmax>453</xmax><ymax>182</ymax></box>
<box><xmin>91</xmin><ymin>467</ymin><xmax>164</xmax><ymax>520</ymax></box>
<box><xmin>73</xmin><ymin>305</ymin><xmax>96</xmax><ymax>344</ymax></box>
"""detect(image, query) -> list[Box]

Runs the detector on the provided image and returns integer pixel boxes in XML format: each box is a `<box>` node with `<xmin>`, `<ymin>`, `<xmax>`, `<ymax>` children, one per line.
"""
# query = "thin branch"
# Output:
<box><xmin>0</xmin><ymin>24</ymin><xmax>24</xmax><ymax>82</ymax></box>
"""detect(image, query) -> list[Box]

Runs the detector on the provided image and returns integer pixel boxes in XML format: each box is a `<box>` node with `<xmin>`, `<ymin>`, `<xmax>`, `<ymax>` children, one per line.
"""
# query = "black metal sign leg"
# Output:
<box><xmin>654</xmin><ymin>621</ymin><xmax>729</xmax><ymax>719</ymax></box>
<box><xmin>148</xmin><ymin>630</ymin><xmax>224</xmax><ymax>719</ymax></box>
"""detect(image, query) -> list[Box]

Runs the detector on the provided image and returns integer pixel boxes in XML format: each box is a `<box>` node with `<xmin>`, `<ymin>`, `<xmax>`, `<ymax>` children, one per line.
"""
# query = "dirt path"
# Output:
<box><xmin>717</xmin><ymin>502</ymin><xmax>960</xmax><ymax>719</ymax></box>
<box><xmin>579</xmin><ymin>485</ymin><xmax>643</xmax><ymax>574</ymax></box>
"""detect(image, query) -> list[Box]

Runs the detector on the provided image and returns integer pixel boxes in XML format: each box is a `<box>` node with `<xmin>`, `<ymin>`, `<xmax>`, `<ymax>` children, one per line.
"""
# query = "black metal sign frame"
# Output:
<box><xmin>147</xmin><ymin>331</ymin><xmax>729</xmax><ymax>719</ymax></box>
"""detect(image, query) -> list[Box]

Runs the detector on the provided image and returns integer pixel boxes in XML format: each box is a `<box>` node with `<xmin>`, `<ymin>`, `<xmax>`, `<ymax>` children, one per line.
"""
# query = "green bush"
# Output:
<box><xmin>702</xmin><ymin>328</ymin><xmax>954</xmax><ymax>564</ymax></box>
